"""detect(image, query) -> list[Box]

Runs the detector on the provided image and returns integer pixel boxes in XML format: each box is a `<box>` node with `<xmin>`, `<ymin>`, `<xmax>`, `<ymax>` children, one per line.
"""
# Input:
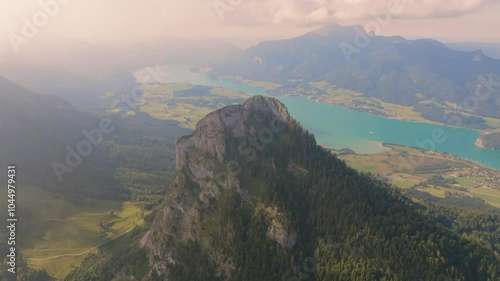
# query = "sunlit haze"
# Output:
<box><xmin>1</xmin><ymin>0</ymin><xmax>499</xmax><ymax>56</ymax></box>
<box><xmin>2</xmin><ymin>1</ymin><xmax>500</xmax><ymax>280</ymax></box>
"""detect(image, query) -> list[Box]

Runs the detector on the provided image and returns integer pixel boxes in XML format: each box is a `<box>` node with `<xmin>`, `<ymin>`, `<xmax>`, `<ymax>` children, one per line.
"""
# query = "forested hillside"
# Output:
<box><xmin>139</xmin><ymin>96</ymin><xmax>499</xmax><ymax>281</ymax></box>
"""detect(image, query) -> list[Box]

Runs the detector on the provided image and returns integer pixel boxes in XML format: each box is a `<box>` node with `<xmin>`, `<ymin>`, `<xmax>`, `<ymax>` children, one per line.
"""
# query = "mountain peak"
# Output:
<box><xmin>177</xmin><ymin>95</ymin><xmax>290</xmax><ymax>171</ymax></box>
<box><xmin>307</xmin><ymin>23</ymin><xmax>364</xmax><ymax>37</ymax></box>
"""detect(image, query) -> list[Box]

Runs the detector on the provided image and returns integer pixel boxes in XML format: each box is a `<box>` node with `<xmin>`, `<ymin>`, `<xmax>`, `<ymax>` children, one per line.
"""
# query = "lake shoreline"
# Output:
<box><xmin>268</xmin><ymin>91</ymin><xmax>492</xmax><ymax>133</ymax></box>
<box><xmin>216</xmin><ymin>74</ymin><xmax>499</xmax><ymax>133</ymax></box>
<box><xmin>136</xmin><ymin>65</ymin><xmax>500</xmax><ymax>169</ymax></box>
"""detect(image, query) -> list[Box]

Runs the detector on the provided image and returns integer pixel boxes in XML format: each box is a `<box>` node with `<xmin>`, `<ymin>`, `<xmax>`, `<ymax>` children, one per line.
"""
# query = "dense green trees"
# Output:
<box><xmin>65</xmin><ymin>108</ymin><xmax>499</xmax><ymax>281</ymax></box>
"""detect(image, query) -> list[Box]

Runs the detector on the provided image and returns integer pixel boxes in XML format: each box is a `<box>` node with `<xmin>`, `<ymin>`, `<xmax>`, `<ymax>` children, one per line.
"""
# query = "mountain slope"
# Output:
<box><xmin>212</xmin><ymin>24</ymin><xmax>500</xmax><ymax>118</ymax></box>
<box><xmin>143</xmin><ymin>96</ymin><xmax>498</xmax><ymax>281</ymax></box>
<box><xmin>213</xmin><ymin>24</ymin><xmax>404</xmax><ymax>82</ymax></box>
<box><xmin>0</xmin><ymin>76</ymin><xmax>122</xmax><ymax>198</ymax></box>
<box><xmin>323</xmin><ymin>39</ymin><xmax>500</xmax><ymax>111</ymax></box>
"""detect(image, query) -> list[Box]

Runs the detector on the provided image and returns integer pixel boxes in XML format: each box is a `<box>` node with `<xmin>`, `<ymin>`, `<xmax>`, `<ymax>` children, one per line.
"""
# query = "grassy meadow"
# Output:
<box><xmin>0</xmin><ymin>184</ymin><xmax>148</xmax><ymax>280</ymax></box>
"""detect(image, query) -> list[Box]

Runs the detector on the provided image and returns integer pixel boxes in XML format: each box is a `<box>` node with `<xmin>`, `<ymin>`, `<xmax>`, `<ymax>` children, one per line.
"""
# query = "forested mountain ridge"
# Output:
<box><xmin>142</xmin><ymin>95</ymin><xmax>499</xmax><ymax>281</ymax></box>
<box><xmin>212</xmin><ymin>24</ymin><xmax>404</xmax><ymax>82</ymax></box>
<box><xmin>211</xmin><ymin>24</ymin><xmax>500</xmax><ymax>119</ymax></box>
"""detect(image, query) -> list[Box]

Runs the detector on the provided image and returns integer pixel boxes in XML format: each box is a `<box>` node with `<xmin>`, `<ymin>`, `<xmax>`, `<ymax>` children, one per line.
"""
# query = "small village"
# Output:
<box><xmin>458</xmin><ymin>166</ymin><xmax>500</xmax><ymax>190</ymax></box>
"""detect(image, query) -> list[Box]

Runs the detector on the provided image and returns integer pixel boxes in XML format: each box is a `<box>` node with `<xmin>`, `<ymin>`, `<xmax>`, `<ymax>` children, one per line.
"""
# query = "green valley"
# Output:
<box><xmin>0</xmin><ymin>77</ymin><xmax>190</xmax><ymax>280</ymax></box>
<box><xmin>0</xmin><ymin>185</ymin><xmax>146</xmax><ymax>279</ymax></box>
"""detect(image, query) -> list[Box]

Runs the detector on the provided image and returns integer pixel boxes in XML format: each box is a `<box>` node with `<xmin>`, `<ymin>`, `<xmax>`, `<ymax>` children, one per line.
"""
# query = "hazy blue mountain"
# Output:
<box><xmin>0</xmin><ymin>37</ymin><xmax>240</xmax><ymax>109</ymax></box>
<box><xmin>212</xmin><ymin>24</ymin><xmax>500</xmax><ymax>118</ymax></box>
<box><xmin>0</xmin><ymin>62</ymin><xmax>112</xmax><ymax>108</ymax></box>
<box><xmin>323</xmin><ymin>39</ymin><xmax>500</xmax><ymax>111</ymax></box>
<box><xmin>119</xmin><ymin>36</ymin><xmax>241</xmax><ymax>69</ymax></box>
<box><xmin>213</xmin><ymin>24</ymin><xmax>405</xmax><ymax>82</ymax></box>
<box><xmin>448</xmin><ymin>42</ymin><xmax>500</xmax><ymax>59</ymax></box>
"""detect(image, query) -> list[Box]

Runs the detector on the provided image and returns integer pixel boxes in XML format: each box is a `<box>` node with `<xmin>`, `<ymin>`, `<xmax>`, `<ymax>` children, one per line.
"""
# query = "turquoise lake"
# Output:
<box><xmin>140</xmin><ymin>65</ymin><xmax>500</xmax><ymax>169</ymax></box>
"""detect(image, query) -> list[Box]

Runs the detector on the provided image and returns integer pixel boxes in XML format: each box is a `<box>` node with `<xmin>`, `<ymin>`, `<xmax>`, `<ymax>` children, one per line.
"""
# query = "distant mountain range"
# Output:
<box><xmin>212</xmin><ymin>24</ymin><xmax>500</xmax><ymax>119</ymax></box>
<box><xmin>0</xmin><ymin>37</ymin><xmax>239</xmax><ymax>108</ymax></box>
<box><xmin>448</xmin><ymin>42</ymin><xmax>500</xmax><ymax>60</ymax></box>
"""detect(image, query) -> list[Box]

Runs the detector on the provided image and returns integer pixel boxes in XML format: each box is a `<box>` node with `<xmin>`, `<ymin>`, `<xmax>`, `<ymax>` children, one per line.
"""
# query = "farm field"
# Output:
<box><xmin>335</xmin><ymin>144</ymin><xmax>500</xmax><ymax>209</ymax></box>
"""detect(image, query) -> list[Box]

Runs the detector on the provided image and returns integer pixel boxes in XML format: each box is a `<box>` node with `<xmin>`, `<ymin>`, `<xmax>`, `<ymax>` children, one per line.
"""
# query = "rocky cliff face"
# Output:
<box><xmin>142</xmin><ymin>96</ymin><xmax>294</xmax><ymax>278</ymax></box>
<box><xmin>175</xmin><ymin>95</ymin><xmax>291</xmax><ymax>172</ymax></box>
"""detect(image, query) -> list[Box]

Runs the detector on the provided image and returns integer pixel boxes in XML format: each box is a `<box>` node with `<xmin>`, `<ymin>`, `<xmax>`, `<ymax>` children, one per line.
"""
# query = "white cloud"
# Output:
<box><xmin>219</xmin><ymin>0</ymin><xmax>498</xmax><ymax>26</ymax></box>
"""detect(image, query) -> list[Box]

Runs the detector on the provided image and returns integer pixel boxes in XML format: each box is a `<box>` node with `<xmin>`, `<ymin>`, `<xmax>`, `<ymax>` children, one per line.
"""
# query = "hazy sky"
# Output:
<box><xmin>1</xmin><ymin>0</ymin><xmax>499</xmax><ymax>54</ymax></box>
